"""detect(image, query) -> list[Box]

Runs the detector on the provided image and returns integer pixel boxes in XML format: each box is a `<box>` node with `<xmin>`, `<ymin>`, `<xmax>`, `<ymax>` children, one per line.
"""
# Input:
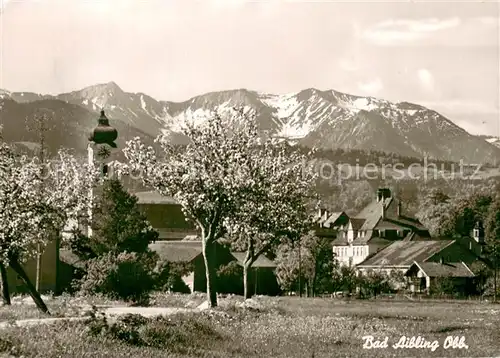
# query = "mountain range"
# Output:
<box><xmin>1</xmin><ymin>82</ymin><xmax>499</xmax><ymax>164</ymax></box>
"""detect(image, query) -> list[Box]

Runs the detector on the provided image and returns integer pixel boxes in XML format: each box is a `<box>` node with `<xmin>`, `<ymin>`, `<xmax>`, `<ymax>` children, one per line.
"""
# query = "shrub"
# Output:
<box><xmin>79</xmin><ymin>251</ymin><xmax>157</xmax><ymax>302</ymax></box>
<box><xmin>217</xmin><ymin>261</ymin><xmax>244</xmax><ymax>294</ymax></box>
<box><xmin>358</xmin><ymin>270</ymin><xmax>393</xmax><ymax>298</ymax></box>
<box><xmin>66</xmin><ymin>179</ymin><xmax>160</xmax><ymax>298</ymax></box>
<box><xmin>154</xmin><ymin>261</ymin><xmax>192</xmax><ymax>293</ymax></box>
<box><xmin>86</xmin><ymin>313</ymin><xmax>224</xmax><ymax>353</ymax></box>
<box><xmin>70</xmin><ymin>179</ymin><xmax>159</xmax><ymax>259</ymax></box>
<box><xmin>430</xmin><ymin>276</ymin><xmax>460</xmax><ymax>296</ymax></box>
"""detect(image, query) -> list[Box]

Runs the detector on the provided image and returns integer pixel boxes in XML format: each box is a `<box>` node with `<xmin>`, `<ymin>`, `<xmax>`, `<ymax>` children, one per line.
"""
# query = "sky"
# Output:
<box><xmin>0</xmin><ymin>0</ymin><xmax>499</xmax><ymax>136</ymax></box>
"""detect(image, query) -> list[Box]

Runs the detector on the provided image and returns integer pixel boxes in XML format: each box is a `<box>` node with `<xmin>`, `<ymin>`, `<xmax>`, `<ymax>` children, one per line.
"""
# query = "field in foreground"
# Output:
<box><xmin>0</xmin><ymin>295</ymin><xmax>499</xmax><ymax>358</ymax></box>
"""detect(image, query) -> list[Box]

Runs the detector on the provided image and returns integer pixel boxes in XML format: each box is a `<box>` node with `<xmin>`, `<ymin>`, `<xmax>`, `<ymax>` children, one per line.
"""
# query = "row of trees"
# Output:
<box><xmin>0</xmin><ymin>108</ymin><xmax>319</xmax><ymax>310</ymax></box>
<box><xmin>416</xmin><ymin>186</ymin><xmax>500</xmax><ymax>299</ymax></box>
<box><xmin>116</xmin><ymin>108</ymin><xmax>318</xmax><ymax>307</ymax></box>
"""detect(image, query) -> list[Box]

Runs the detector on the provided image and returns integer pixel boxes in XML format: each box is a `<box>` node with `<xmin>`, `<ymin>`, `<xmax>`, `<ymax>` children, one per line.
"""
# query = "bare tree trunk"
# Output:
<box><xmin>10</xmin><ymin>259</ymin><xmax>50</xmax><ymax>314</ymax></box>
<box><xmin>0</xmin><ymin>262</ymin><xmax>10</xmax><ymax>305</ymax></box>
<box><xmin>202</xmin><ymin>239</ymin><xmax>218</xmax><ymax>308</ymax></box>
<box><xmin>243</xmin><ymin>262</ymin><xmax>251</xmax><ymax>299</ymax></box>
<box><xmin>298</xmin><ymin>240</ymin><xmax>302</xmax><ymax>297</ymax></box>
<box><xmin>243</xmin><ymin>236</ymin><xmax>255</xmax><ymax>300</ymax></box>
<box><xmin>35</xmin><ymin>243</ymin><xmax>42</xmax><ymax>292</ymax></box>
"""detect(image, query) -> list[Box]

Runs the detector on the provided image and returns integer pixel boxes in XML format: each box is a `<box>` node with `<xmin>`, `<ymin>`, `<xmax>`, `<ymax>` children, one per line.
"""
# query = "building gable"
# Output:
<box><xmin>323</xmin><ymin>212</ymin><xmax>349</xmax><ymax>228</ymax></box>
<box><xmin>406</xmin><ymin>261</ymin><xmax>475</xmax><ymax>278</ymax></box>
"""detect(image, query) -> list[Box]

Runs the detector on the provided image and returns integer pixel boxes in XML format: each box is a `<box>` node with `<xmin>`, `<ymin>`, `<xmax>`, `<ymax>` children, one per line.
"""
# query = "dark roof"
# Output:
<box><xmin>350</xmin><ymin>218</ymin><xmax>366</xmax><ymax>231</ymax></box>
<box><xmin>354</xmin><ymin>197</ymin><xmax>391</xmax><ymax>231</ymax></box>
<box><xmin>59</xmin><ymin>249</ymin><xmax>86</xmax><ymax>269</ymax></box>
<box><xmin>155</xmin><ymin>228</ymin><xmax>199</xmax><ymax>240</ymax></box>
<box><xmin>354</xmin><ymin>197</ymin><xmax>427</xmax><ymax>232</ymax></box>
<box><xmin>409</xmin><ymin>261</ymin><xmax>475</xmax><ymax>278</ymax></box>
<box><xmin>332</xmin><ymin>236</ymin><xmax>348</xmax><ymax>246</ymax></box>
<box><xmin>358</xmin><ymin>240</ymin><xmax>455</xmax><ymax>267</ymax></box>
<box><xmin>323</xmin><ymin>212</ymin><xmax>346</xmax><ymax>228</ymax></box>
<box><xmin>149</xmin><ymin>241</ymin><xmax>276</xmax><ymax>268</ymax></box>
<box><xmin>134</xmin><ymin>191</ymin><xmax>179</xmax><ymax>205</ymax></box>
<box><xmin>403</xmin><ymin>232</ymin><xmax>432</xmax><ymax>241</ymax></box>
<box><xmin>315</xmin><ymin>211</ymin><xmax>329</xmax><ymax>225</ymax></box>
<box><xmin>230</xmin><ymin>252</ymin><xmax>276</xmax><ymax>268</ymax></box>
<box><xmin>382</xmin><ymin>216</ymin><xmax>427</xmax><ymax>231</ymax></box>
<box><xmin>149</xmin><ymin>241</ymin><xmax>202</xmax><ymax>263</ymax></box>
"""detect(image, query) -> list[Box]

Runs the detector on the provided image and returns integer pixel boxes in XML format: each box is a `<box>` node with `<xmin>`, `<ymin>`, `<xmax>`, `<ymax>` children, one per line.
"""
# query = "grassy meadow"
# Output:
<box><xmin>0</xmin><ymin>294</ymin><xmax>499</xmax><ymax>357</ymax></box>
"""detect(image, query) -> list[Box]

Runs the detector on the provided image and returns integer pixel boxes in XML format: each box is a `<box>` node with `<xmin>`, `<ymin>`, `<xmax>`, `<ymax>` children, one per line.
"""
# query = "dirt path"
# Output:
<box><xmin>0</xmin><ymin>306</ymin><xmax>197</xmax><ymax>329</ymax></box>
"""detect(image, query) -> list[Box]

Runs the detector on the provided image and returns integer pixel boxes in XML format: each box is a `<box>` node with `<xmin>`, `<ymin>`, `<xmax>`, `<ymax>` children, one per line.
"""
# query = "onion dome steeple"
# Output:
<box><xmin>89</xmin><ymin>109</ymin><xmax>118</xmax><ymax>148</ymax></box>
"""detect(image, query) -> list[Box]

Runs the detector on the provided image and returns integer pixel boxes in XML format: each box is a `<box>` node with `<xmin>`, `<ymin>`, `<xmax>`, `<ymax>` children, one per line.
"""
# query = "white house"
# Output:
<box><xmin>332</xmin><ymin>188</ymin><xmax>430</xmax><ymax>267</ymax></box>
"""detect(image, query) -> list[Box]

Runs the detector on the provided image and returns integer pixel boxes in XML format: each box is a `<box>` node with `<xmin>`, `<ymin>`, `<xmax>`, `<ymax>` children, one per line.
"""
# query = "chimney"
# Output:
<box><xmin>439</xmin><ymin>257</ymin><xmax>444</xmax><ymax>264</ymax></box>
<box><xmin>397</xmin><ymin>201</ymin><xmax>402</xmax><ymax>217</ymax></box>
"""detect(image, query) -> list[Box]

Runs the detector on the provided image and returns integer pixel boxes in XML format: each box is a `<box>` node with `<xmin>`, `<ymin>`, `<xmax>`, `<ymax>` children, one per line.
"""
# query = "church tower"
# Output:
<box><xmin>86</xmin><ymin>109</ymin><xmax>118</xmax><ymax>236</ymax></box>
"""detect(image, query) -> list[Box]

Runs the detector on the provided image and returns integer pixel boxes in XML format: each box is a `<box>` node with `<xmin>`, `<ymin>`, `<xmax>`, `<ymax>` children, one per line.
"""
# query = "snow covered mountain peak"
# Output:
<box><xmin>2</xmin><ymin>83</ymin><xmax>500</xmax><ymax>163</ymax></box>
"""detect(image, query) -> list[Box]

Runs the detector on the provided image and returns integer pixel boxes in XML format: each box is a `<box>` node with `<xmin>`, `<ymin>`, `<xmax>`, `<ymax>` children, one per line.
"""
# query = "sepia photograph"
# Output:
<box><xmin>0</xmin><ymin>0</ymin><xmax>499</xmax><ymax>357</ymax></box>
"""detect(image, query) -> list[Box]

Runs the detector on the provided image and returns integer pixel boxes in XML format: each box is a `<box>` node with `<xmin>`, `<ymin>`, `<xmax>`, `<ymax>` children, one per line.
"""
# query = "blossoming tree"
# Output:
<box><xmin>0</xmin><ymin>139</ymin><xmax>98</xmax><ymax>313</ymax></box>
<box><xmin>222</xmin><ymin>120</ymin><xmax>318</xmax><ymax>299</ymax></box>
<box><xmin>117</xmin><ymin>108</ymin><xmax>317</xmax><ymax>306</ymax></box>
<box><xmin>117</xmin><ymin>110</ymin><xmax>250</xmax><ymax>307</ymax></box>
